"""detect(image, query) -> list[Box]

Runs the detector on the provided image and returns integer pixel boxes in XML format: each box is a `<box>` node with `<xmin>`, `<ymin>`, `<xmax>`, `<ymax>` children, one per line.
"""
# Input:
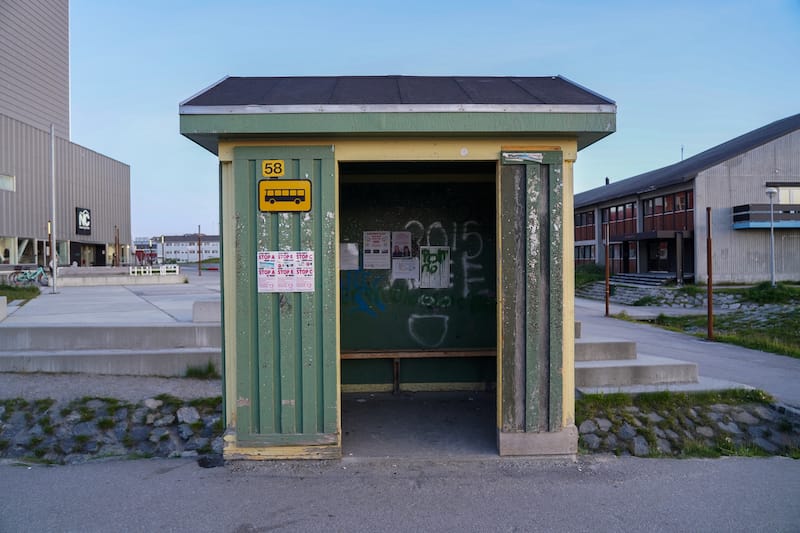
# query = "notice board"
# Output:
<box><xmin>340</xmin><ymin>181</ymin><xmax>496</xmax><ymax>351</ymax></box>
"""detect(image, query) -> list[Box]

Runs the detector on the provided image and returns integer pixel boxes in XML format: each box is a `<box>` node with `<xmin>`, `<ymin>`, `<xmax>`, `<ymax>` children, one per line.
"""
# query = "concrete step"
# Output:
<box><xmin>575</xmin><ymin>340</ymin><xmax>636</xmax><ymax>361</ymax></box>
<box><xmin>0</xmin><ymin>348</ymin><xmax>221</xmax><ymax>377</ymax></box>
<box><xmin>0</xmin><ymin>325</ymin><xmax>220</xmax><ymax>351</ymax></box>
<box><xmin>575</xmin><ymin>354</ymin><xmax>698</xmax><ymax>388</ymax></box>
<box><xmin>577</xmin><ymin>376</ymin><xmax>752</xmax><ymax>396</ymax></box>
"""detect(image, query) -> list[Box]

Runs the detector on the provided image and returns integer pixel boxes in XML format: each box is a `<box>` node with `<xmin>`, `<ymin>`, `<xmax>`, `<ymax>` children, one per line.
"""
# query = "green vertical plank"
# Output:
<box><xmin>278</xmin><ymin>198</ymin><xmax>299</xmax><ymax>435</ymax></box>
<box><xmin>256</xmin><ymin>210</ymin><xmax>278</xmax><ymax>436</ymax></box>
<box><xmin>524</xmin><ymin>163</ymin><xmax>541</xmax><ymax>432</ymax></box>
<box><xmin>548</xmin><ymin>156</ymin><xmax>564</xmax><ymax>432</ymax></box>
<box><xmin>299</xmin><ymin>158</ymin><xmax>319</xmax><ymax>434</ymax></box>
<box><xmin>233</xmin><ymin>155</ymin><xmax>256</xmax><ymax>436</ymax></box>
<box><xmin>499</xmin><ymin>164</ymin><xmax>525</xmax><ymax>432</ymax></box>
<box><xmin>319</xmin><ymin>150</ymin><xmax>337</xmax><ymax>435</ymax></box>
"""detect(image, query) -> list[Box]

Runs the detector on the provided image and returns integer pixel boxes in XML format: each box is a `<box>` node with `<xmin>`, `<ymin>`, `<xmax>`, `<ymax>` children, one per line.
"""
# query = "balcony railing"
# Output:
<box><xmin>732</xmin><ymin>203</ymin><xmax>800</xmax><ymax>229</ymax></box>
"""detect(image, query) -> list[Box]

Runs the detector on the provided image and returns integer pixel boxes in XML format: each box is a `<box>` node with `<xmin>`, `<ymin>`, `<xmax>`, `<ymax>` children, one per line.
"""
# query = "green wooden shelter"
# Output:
<box><xmin>180</xmin><ymin>75</ymin><xmax>616</xmax><ymax>459</ymax></box>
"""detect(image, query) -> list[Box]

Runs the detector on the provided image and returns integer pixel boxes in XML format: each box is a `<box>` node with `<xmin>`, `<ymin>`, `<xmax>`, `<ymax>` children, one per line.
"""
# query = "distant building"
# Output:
<box><xmin>133</xmin><ymin>234</ymin><xmax>220</xmax><ymax>264</ymax></box>
<box><xmin>0</xmin><ymin>0</ymin><xmax>131</xmax><ymax>268</ymax></box>
<box><xmin>574</xmin><ymin>114</ymin><xmax>800</xmax><ymax>283</ymax></box>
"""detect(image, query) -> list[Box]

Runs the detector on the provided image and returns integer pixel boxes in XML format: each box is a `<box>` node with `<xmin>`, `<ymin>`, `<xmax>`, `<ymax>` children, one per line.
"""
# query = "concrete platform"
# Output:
<box><xmin>0</xmin><ymin>348</ymin><xmax>221</xmax><ymax>377</ymax></box>
<box><xmin>575</xmin><ymin>340</ymin><xmax>636</xmax><ymax>361</ymax></box>
<box><xmin>575</xmin><ymin>354</ymin><xmax>698</xmax><ymax>388</ymax></box>
<box><xmin>577</xmin><ymin>376</ymin><xmax>753</xmax><ymax>396</ymax></box>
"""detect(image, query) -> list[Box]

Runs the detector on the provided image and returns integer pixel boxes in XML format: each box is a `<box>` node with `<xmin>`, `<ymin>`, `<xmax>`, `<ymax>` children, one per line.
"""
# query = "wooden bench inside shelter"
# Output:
<box><xmin>340</xmin><ymin>348</ymin><xmax>496</xmax><ymax>393</ymax></box>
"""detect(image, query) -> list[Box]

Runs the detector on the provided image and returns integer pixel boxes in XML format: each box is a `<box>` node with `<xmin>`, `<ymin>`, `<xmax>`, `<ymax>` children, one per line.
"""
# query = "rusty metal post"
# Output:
<box><xmin>706</xmin><ymin>207</ymin><xmax>713</xmax><ymax>340</ymax></box>
<box><xmin>605</xmin><ymin>221</ymin><xmax>610</xmax><ymax>317</ymax></box>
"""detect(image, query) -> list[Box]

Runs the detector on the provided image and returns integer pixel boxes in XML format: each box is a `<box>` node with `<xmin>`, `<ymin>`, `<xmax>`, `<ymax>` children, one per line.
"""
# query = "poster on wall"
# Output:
<box><xmin>419</xmin><ymin>246</ymin><xmax>450</xmax><ymax>289</ymax></box>
<box><xmin>340</xmin><ymin>243</ymin><xmax>360</xmax><ymax>270</ymax></box>
<box><xmin>392</xmin><ymin>257</ymin><xmax>419</xmax><ymax>281</ymax></box>
<box><xmin>391</xmin><ymin>231</ymin><xmax>412</xmax><ymax>257</ymax></box>
<box><xmin>257</xmin><ymin>250</ymin><xmax>315</xmax><ymax>293</ymax></box>
<box><xmin>363</xmin><ymin>231</ymin><xmax>391</xmax><ymax>269</ymax></box>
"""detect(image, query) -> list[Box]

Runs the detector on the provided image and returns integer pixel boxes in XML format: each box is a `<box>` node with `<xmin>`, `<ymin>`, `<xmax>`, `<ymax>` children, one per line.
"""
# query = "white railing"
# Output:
<box><xmin>129</xmin><ymin>265</ymin><xmax>181</xmax><ymax>276</ymax></box>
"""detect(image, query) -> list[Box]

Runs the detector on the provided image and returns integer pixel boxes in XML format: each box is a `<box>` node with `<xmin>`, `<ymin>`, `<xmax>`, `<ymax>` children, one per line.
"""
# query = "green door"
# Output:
<box><xmin>232</xmin><ymin>146</ymin><xmax>338</xmax><ymax>449</ymax></box>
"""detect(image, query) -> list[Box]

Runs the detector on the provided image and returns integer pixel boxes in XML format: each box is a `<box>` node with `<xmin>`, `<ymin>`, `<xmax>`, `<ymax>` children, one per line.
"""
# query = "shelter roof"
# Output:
<box><xmin>179</xmin><ymin>75</ymin><xmax>616</xmax><ymax>154</ymax></box>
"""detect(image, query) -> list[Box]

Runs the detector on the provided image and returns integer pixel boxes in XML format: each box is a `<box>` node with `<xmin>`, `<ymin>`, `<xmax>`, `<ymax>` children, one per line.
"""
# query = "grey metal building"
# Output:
<box><xmin>0</xmin><ymin>0</ymin><xmax>131</xmax><ymax>268</ymax></box>
<box><xmin>574</xmin><ymin>113</ymin><xmax>800</xmax><ymax>283</ymax></box>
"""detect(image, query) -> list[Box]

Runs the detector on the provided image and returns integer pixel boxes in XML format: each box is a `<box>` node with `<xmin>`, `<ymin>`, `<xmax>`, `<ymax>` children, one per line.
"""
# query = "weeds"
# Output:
<box><xmin>185</xmin><ymin>362</ymin><xmax>220</xmax><ymax>380</ymax></box>
<box><xmin>650</xmin><ymin>308</ymin><xmax>800</xmax><ymax>359</ymax></box>
<box><xmin>632</xmin><ymin>295</ymin><xmax>660</xmax><ymax>306</ymax></box>
<box><xmin>96</xmin><ymin>418</ymin><xmax>115</xmax><ymax>431</ymax></box>
<box><xmin>742</xmin><ymin>282</ymin><xmax>800</xmax><ymax>305</ymax></box>
<box><xmin>575</xmin><ymin>263</ymin><xmax>605</xmax><ymax>288</ymax></box>
<box><xmin>0</xmin><ymin>284</ymin><xmax>40</xmax><ymax>304</ymax></box>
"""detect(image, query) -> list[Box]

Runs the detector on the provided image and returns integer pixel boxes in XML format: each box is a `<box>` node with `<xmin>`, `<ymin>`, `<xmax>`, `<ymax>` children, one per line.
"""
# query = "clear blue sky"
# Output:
<box><xmin>69</xmin><ymin>0</ymin><xmax>800</xmax><ymax>238</ymax></box>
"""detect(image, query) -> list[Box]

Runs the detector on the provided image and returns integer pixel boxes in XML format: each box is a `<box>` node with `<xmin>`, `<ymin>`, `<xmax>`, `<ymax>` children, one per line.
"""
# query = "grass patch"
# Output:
<box><xmin>78</xmin><ymin>406</ymin><xmax>95</xmax><ymax>423</ymax></box>
<box><xmin>742</xmin><ymin>282</ymin><xmax>800</xmax><ymax>305</ymax></box>
<box><xmin>632</xmin><ymin>295</ymin><xmax>660</xmax><ymax>306</ymax></box>
<box><xmin>154</xmin><ymin>394</ymin><xmax>183</xmax><ymax>410</ymax></box>
<box><xmin>0</xmin><ymin>284</ymin><xmax>40</xmax><ymax>304</ymax></box>
<box><xmin>677</xmin><ymin>284</ymin><xmax>705</xmax><ymax>297</ymax></box>
<box><xmin>96</xmin><ymin>417</ymin><xmax>115</xmax><ymax>431</ymax></box>
<box><xmin>185</xmin><ymin>362</ymin><xmax>220</xmax><ymax>380</ymax></box>
<box><xmin>575</xmin><ymin>263</ymin><xmax>605</xmax><ymax>288</ymax></box>
<box><xmin>188</xmin><ymin>396</ymin><xmax>222</xmax><ymax>411</ymax></box>
<box><xmin>648</xmin><ymin>308</ymin><xmax>800</xmax><ymax>359</ymax></box>
<box><xmin>578</xmin><ymin>389</ymin><xmax>772</xmax><ymax>419</ymax></box>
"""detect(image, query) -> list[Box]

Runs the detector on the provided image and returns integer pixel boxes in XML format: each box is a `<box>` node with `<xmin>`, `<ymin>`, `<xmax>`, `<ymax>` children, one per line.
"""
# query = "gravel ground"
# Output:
<box><xmin>0</xmin><ymin>373</ymin><xmax>222</xmax><ymax>402</ymax></box>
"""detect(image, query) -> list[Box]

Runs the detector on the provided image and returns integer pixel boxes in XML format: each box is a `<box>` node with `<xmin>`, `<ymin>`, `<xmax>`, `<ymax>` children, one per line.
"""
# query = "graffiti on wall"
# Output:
<box><xmin>342</xmin><ymin>218</ymin><xmax>494</xmax><ymax>348</ymax></box>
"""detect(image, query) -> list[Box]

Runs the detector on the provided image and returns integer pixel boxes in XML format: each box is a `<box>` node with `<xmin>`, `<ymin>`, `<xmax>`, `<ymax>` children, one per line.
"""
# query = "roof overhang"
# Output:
<box><xmin>179</xmin><ymin>105</ymin><xmax>616</xmax><ymax>155</ymax></box>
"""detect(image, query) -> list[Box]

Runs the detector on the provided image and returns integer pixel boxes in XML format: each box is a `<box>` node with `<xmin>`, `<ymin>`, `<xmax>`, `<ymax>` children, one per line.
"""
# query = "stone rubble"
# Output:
<box><xmin>577</xmin><ymin>401</ymin><xmax>800</xmax><ymax>457</ymax></box>
<box><xmin>0</xmin><ymin>396</ymin><xmax>224</xmax><ymax>465</ymax></box>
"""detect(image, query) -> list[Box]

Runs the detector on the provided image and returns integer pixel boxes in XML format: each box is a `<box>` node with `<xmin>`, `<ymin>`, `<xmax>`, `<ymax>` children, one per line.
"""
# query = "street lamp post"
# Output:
<box><xmin>765</xmin><ymin>187</ymin><xmax>777</xmax><ymax>287</ymax></box>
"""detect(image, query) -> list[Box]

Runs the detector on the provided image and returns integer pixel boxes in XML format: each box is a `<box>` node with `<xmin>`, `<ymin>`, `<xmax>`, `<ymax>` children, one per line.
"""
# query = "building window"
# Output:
<box><xmin>675</xmin><ymin>192</ymin><xmax>685</xmax><ymax>211</ymax></box>
<box><xmin>0</xmin><ymin>174</ymin><xmax>15</xmax><ymax>192</ymax></box>
<box><xmin>778</xmin><ymin>187</ymin><xmax>800</xmax><ymax>203</ymax></box>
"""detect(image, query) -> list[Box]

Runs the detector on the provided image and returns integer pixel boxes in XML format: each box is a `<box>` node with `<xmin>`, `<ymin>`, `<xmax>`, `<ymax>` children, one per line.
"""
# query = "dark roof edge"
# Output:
<box><xmin>575</xmin><ymin>113</ymin><xmax>800</xmax><ymax>208</ymax></box>
<box><xmin>178</xmin><ymin>76</ymin><xmax>230</xmax><ymax>107</ymax></box>
<box><xmin>556</xmin><ymin>75</ymin><xmax>616</xmax><ymax>105</ymax></box>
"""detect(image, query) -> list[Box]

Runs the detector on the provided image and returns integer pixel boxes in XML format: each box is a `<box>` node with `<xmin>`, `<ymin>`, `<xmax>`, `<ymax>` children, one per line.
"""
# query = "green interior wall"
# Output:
<box><xmin>339</xmin><ymin>166</ymin><xmax>497</xmax><ymax>386</ymax></box>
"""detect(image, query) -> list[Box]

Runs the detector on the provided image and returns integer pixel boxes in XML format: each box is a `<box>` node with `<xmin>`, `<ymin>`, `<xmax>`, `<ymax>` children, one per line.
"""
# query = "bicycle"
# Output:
<box><xmin>9</xmin><ymin>266</ymin><xmax>49</xmax><ymax>287</ymax></box>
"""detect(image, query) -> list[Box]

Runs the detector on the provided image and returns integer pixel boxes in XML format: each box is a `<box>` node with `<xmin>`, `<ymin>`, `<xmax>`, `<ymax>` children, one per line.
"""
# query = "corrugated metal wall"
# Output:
<box><xmin>0</xmin><ymin>0</ymin><xmax>70</xmax><ymax>139</ymax></box>
<box><xmin>0</xmin><ymin>114</ymin><xmax>131</xmax><ymax>246</ymax></box>
<box><xmin>694</xmin><ymin>130</ymin><xmax>800</xmax><ymax>282</ymax></box>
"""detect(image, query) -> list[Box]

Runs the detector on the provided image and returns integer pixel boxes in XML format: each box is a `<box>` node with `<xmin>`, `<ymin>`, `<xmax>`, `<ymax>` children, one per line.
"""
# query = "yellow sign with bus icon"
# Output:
<box><xmin>259</xmin><ymin>180</ymin><xmax>312</xmax><ymax>212</ymax></box>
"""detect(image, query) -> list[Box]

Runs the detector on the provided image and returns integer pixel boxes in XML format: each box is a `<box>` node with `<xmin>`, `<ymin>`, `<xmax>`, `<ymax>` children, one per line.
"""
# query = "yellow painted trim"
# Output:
<box><xmin>341</xmin><ymin>383</ymin><xmax>394</xmax><ymax>393</ymax></box>
<box><xmin>221</xmin><ymin>161</ymin><xmax>238</xmax><ymax>428</ymax></box>
<box><xmin>334</xmin><ymin>162</ymin><xmax>343</xmax><ymax>440</ymax></box>
<box><xmin>224</xmin><ymin>443</ymin><xmax>342</xmax><ymax>460</ymax></box>
<box><xmin>561</xmin><ymin>158</ymin><xmax>576</xmax><ymax>427</ymax></box>
<box><xmin>219</xmin><ymin>136</ymin><xmax>578</xmax><ymax>163</ymax></box>
<box><xmin>400</xmin><ymin>382</ymin><xmax>490</xmax><ymax>392</ymax></box>
<box><xmin>495</xmin><ymin>160</ymin><xmax>503</xmax><ymax>429</ymax></box>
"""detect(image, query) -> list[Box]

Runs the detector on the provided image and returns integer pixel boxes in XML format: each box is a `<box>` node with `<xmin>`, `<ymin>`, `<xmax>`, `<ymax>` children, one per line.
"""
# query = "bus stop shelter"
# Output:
<box><xmin>179</xmin><ymin>75</ymin><xmax>616</xmax><ymax>459</ymax></box>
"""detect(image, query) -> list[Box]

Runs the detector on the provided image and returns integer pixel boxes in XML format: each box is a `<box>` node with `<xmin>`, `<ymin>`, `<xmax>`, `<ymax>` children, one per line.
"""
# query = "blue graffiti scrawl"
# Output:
<box><xmin>340</xmin><ymin>270</ymin><xmax>386</xmax><ymax>317</ymax></box>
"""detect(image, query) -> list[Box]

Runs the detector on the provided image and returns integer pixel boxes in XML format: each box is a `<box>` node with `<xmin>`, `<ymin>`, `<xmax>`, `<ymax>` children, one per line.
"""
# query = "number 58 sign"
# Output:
<box><xmin>262</xmin><ymin>160</ymin><xmax>285</xmax><ymax>177</ymax></box>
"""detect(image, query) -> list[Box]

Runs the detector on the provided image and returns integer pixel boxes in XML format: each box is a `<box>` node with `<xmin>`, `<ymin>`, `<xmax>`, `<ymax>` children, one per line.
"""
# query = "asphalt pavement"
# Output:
<box><xmin>1</xmin><ymin>455</ymin><xmax>798</xmax><ymax>532</ymax></box>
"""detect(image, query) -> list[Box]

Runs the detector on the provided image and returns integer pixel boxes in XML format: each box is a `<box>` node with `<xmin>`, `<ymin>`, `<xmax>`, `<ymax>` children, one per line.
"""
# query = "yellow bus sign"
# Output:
<box><xmin>261</xmin><ymin>159</ymin><xmax>285</xmax><ymax>177</ymax></box>
<box><xmin>259</xmin><ymin>180</ymin><xmax>312</xmax><ymax>212</ymax></box>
